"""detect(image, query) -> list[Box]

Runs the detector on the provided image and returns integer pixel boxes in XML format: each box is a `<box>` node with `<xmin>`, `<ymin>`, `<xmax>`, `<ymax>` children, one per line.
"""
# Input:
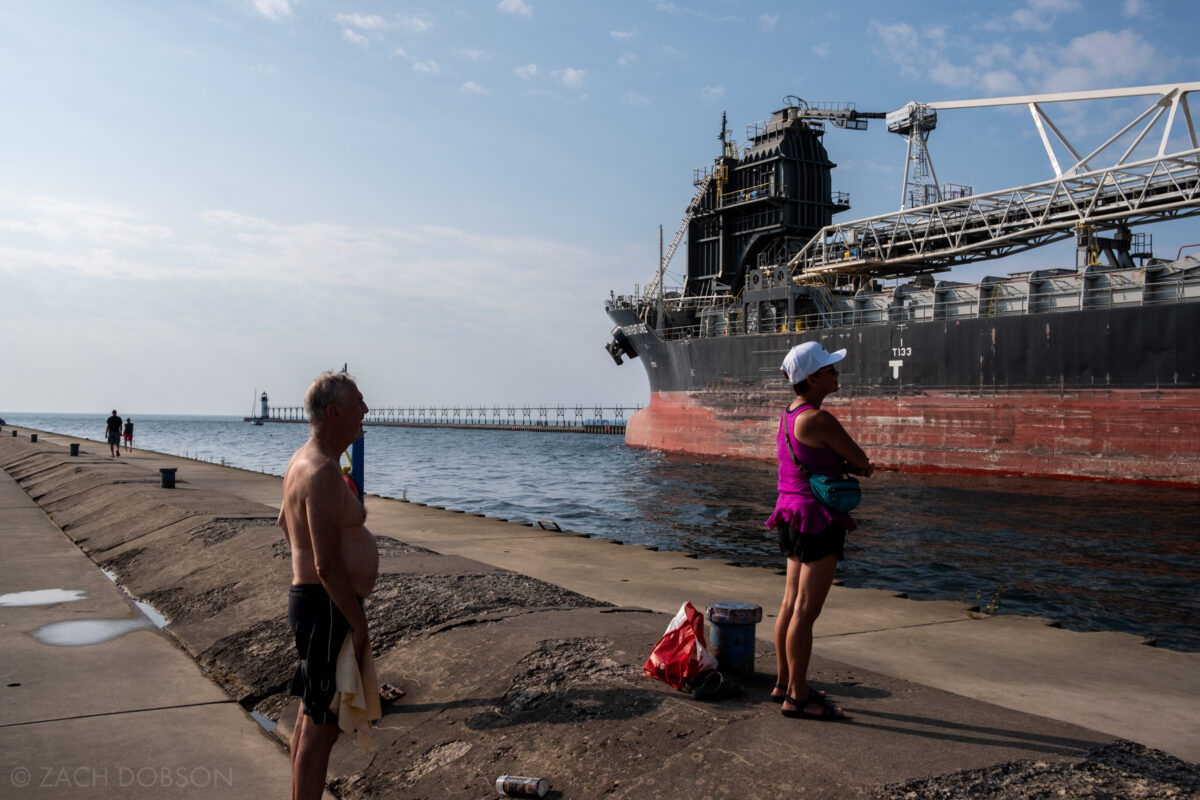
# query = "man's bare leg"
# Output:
<box><xmin>291</xmin><ymin>708</ymin><xmax>339</xmax><ymax>800</ymax></box>
<box><xmin>290</xmin><ymin>706</ymin><xmax>302</xmax><ymax>793</ymax></box>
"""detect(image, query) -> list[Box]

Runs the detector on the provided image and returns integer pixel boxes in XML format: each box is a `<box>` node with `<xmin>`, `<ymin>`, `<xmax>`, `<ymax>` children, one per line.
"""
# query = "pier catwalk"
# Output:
<box><xmin>1</xmin><ymin>429</ymin><xmax>1196</xmax><ymax>798</ymax></box>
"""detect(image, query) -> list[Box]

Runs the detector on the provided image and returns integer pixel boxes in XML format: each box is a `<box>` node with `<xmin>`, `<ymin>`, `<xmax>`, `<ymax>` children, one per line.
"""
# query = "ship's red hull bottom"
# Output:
<box><xmin>626</xmin><ymin>389</ymin><xmax>1200</xmax><ymax>487</ymax></box>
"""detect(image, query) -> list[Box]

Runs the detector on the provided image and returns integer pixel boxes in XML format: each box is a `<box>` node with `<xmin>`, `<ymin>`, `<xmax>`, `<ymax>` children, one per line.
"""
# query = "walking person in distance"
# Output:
<box><xmin>104</xmin><ymin>410</ymin><xmax>123</xmax><ymax>457</ymax></box>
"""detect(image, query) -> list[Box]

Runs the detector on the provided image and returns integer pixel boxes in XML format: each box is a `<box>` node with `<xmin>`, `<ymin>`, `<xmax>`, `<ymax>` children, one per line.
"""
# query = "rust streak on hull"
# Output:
<box><xmin>627</xmin><ymin>389</ymin><xmax>1200</xmax><ymax>487</ymax></box>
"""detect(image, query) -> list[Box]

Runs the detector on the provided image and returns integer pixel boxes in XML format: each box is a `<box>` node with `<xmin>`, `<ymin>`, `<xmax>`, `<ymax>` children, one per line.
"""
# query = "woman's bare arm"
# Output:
<box><xmin>796</xmin><ymin>410</ymin><xmax>873</xmax><ymax>476</ymax></box>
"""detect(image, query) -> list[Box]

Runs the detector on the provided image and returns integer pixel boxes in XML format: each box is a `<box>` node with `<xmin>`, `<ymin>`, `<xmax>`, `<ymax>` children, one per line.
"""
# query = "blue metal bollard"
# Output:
<box><xmin>705</xmin><ymin>602</ymin><xmax>763</xmax><ymax>675</ymax></box>
<box><xmin>29</xmin><ymin>433</ymin><xmax>37</xmax><ymax>443</ymax></box>
<box><xmin>350</xmin><ymin>436</ymin><xmax>364</xmax><ymax>499</ymax></box>
<box><xmin>159</xmin><ymin>468</ymin><xmax>177</xmax><ymax>489</ymax></box>
<box><xmin>69</xmin><ymin>443</ymin><xmax>80</xmax><ymax>456</ymax></box>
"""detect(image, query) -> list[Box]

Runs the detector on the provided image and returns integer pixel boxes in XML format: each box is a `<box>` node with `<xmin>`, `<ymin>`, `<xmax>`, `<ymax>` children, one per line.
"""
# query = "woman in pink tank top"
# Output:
<box><xmin>766</xmin><ymin>341</ymin><xmax>873</xmax><ymax>720</ymax></box>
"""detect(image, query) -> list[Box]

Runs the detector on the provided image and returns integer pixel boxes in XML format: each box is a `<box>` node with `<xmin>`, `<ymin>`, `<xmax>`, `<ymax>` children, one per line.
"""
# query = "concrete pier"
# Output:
<box><xmin>1</xmin><ymin>430</ymin><xmax>1196</xmax><ymax>798</ymax></box>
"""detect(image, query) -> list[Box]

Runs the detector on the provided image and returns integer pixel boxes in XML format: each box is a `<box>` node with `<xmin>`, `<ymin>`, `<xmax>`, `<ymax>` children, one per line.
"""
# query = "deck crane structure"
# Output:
<box><xmin>785</xmin><ymin>82</ymin><xmax>1200</xmax><ymax>281</ymax></box>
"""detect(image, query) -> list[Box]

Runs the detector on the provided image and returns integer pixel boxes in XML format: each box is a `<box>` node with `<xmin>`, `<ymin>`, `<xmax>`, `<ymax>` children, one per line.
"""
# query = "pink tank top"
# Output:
<box><xmin>765</xmin><ymin>404</ymin><xmax>857</xmax><ymax>534</ymax></box>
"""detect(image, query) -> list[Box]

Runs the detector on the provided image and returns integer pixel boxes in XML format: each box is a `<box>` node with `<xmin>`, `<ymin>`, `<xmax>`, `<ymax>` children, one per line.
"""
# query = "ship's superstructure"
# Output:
<box><xmin>606</xmin><ymin>84</ymin><xmax>1200</xmax><ymax>485</ymax></box>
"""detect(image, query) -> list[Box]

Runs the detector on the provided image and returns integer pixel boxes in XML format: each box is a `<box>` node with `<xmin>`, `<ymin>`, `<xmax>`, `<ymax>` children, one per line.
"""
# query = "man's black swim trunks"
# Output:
<box><xmin>288</xmin><ymin>584</ymin><xmax>351</xmax><ymax>725</ymax></box>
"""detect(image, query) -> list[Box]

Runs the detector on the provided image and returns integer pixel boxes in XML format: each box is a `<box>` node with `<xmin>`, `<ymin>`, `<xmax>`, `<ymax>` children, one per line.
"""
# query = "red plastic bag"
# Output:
<box><xmin>643</xmin><ymin>602</ymin><xmax>719</xmax><ymax>690</ymax></box>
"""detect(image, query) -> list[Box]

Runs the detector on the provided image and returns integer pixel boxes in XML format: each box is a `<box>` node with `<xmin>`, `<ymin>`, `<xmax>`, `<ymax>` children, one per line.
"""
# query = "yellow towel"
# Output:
<box><xmin>329</xmin><ymin>632</ymin><xmax>382</xmax><ymax>750</ymax></box>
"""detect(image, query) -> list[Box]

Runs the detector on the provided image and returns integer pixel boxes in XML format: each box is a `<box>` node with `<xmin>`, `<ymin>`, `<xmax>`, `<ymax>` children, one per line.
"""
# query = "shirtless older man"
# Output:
<box><xmin>278</xmin><ymin>371</ymin><xmax>377</xmax><ymax>800</ymax></box>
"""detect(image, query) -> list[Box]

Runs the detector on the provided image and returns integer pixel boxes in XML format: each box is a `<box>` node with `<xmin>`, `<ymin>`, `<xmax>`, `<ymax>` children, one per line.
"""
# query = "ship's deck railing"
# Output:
<box><xmin>635</xmin><ymin>259</ymin><xmax>1200</xmax><ymax>342</ymax></box>
<box><xmin>784</xmin><ymin>148</ymin><xmax>1200</xmax><ymax>278</ymax></box>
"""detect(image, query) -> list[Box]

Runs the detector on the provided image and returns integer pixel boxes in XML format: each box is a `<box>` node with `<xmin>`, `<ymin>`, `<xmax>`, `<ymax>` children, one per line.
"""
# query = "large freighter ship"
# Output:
<box><xmin>605</xmin><ymin>84</ymin><xmax>1200</xmax><ymax>486</ymax></box>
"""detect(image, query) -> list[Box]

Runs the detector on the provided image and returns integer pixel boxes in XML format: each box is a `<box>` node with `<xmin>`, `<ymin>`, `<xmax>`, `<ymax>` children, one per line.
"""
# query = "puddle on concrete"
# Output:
<box><xmin>249</xmin><ymin>710</ymin><xmax>278</xmax><ymax>732</ymax></box>
<box><xmin>100</xmin><ymin>568</ymin><xmax>170</xmax><ymax>628</ymax></box>
<box><xmin>31</xmin><ymin>618</ymin><xmax>154</xmax><ymax>646</ymax></box>
<box><xmin>133</xmin><ymin>599</ymin><xmax>169</xmax><ymax>629</ymax></box>
<box><xmin>0</xmin><ymin>589</ymin><xmax>87</xmax><ymax>606</ymax></box>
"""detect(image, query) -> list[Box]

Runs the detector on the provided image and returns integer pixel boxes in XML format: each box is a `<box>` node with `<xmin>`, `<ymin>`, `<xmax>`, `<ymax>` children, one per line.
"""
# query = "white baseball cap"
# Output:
<box><xmin>780</xmin><ymin>341</ymin><xmax>847</xmax><ymax>384</ymax></box>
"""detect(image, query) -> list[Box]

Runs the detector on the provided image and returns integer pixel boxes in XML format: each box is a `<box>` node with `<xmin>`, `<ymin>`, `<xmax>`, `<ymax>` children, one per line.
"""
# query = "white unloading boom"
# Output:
<box><xmin>787</xmin><ymin>82</ymin><xmax>1200</xmax><ymax>280</ymax></box>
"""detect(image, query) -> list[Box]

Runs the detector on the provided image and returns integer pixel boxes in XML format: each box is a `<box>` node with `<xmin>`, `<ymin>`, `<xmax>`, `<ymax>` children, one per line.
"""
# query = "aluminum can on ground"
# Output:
<box><xmin>495</xmin><ymin>775</ymin><xmax>549</xmax><ymax>797</ymax></box>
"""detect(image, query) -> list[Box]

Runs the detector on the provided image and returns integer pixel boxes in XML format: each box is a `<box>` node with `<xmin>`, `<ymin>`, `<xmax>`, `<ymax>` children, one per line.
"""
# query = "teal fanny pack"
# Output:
<box><xmin>782</xmin><ymin>406</ymin><xmax>862</xmax><ymax>515</ymax></box>
<box><xmin>806</xmin><ymin>474</ymin><xmax>861</xmax><ymax>514</ymax></box>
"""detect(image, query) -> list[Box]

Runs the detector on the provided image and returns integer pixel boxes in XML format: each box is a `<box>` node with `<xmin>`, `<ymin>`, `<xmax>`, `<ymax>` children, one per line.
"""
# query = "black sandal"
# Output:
<box><xmin>780</xmin><ymin>695</ymin><xmax>843</xmax><ymax>720</ymax></box>
<box><xmin>770</xmin><ymin>683</ymin><xmax>825</xmax><ymax>703</ymax></box>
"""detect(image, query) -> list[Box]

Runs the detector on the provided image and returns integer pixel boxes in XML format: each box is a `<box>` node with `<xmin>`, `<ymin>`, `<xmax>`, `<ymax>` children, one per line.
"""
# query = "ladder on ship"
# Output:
<box><xmin>792</xmin><ymin>273</ymin><xmax>841</xmax><ymax>327</ymax></box>
<box><xmin>645</xmin><ymin>173</ymin><xmax>714</xmax><ymax>302</ymax></box>
<box><xmin>787</xmin><ymin>83</ymin><xmax>1200</xmax><ymax>280</ymax></box>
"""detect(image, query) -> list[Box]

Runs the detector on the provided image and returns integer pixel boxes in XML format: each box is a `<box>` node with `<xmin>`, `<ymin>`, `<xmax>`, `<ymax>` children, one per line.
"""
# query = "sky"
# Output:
<box><xmin>1</xmin><ymin>0</ymin><xmax>1198</xmax><ymax>415</ymax></box>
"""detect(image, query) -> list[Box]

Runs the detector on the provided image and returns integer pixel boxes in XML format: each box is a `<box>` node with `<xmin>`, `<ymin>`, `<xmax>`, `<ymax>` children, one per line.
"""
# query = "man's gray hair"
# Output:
<box><xmin>304</xmin><ymin>371</ymin><xmax>357</xmax><ymax>424</ymax></box>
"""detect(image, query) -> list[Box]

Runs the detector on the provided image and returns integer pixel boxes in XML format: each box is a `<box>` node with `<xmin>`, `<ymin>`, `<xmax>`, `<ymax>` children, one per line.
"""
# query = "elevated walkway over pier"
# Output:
<box><xmin>247</xmin><ymin>403</ymin><xmax>639</xmax><ymax>435</ymax></box>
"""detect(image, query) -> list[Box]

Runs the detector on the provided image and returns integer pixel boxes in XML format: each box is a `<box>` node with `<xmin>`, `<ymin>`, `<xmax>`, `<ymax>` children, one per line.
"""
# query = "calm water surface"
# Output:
<box><xmin>7</xmin><ymin>412</ymin><xmax>1198</xmax><ymax>651</ymax></box>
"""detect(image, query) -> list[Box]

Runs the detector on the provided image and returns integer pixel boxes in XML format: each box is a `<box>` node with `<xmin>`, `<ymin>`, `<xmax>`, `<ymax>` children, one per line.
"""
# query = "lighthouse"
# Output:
<box><xmin>260</xmin><ymin>391</ymin><xmax>269</xmax><ymax>420</ymax></box>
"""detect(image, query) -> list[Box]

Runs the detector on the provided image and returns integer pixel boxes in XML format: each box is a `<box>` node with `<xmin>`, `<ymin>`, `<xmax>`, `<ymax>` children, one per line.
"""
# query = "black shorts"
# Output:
<box><xmin>107</xmin><ymin>433</ymin><xmax>120</xmax><ymax>445</ymax></box>
<box><xmin>779</xmin><ymin>521</ymin><xmax>845</xmax><ymax>563</ymax></box>
<box><xmin>288</xmin><ymin>584</ymin><xmax>351</xmax><ymax>725</ymax></box>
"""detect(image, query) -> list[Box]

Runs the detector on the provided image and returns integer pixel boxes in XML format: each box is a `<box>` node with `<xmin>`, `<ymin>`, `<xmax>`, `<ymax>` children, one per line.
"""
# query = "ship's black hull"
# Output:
<box><xmin>609</xmin><ymin>303</ymin><xmax>1199</xmax><ymax>395</ymax></box>
<box><xmin>606</xmin><ymin>303</ymin><xmax>1200</xmax><ymax>485</ymax></box>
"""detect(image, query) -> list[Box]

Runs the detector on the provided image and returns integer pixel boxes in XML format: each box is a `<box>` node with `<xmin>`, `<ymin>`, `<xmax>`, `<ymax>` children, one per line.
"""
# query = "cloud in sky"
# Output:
<box><xmin>514</xmin><ymin>63</ymin><xmax>538</xmax><ymax>79</ymax></box>
<box><xmin>334</xmin><ymin>12</ymin><xmax>432</xmax><ymax>35</ymax></box>
<box><xmin>498</xmin><ymin>0</ymin><xmax>532</xmax><ymax>18</ymax></box>
<box><xmin>559</xmin><ymin>68</ymin><xmax>585</xmax><ymax>88</ymax></box>
<box><xmin>611</xmin><ymin>29</ymin><xmax>636</xmax><ymax>40</ymax></box>
<box><xmin>397</xmin><ymin>15</ymin><xmax>434</xmax><ymax>33</ymax></box>
<box><xmin>700</xmin><ymin>85</ymin><xmax>724</xmax><ymax>102</ymax></box>
<box><xmin>759</xmin><ymin>14</ymin><xmax>779</xmax><ymax>31</ymax></box>
<box><xmin>335</xmin><ymin>13</ymin><xmax>386</xmax><ymax>30</ymax></box>
<box><xmin>252</xmin><ymin>0</ymin><xmax>293</xmax><ymax>20</ymax></box>
<box><xmin>1</xmin><ymin>196</ymin><xmax>172</xmax><ymax>254</ymax></box>
<box><xmin>618</xmin><ymin>52</ymin><xmax>638</xmax><ymax>67</ymax></box>
<box><xmin>1</xmin><ymin>196</ymin><xmax>605</xmax><ymax>299</ymax></box>
<box><xmin>987</xmin><ymin>0</ymin><xmax>1083</xmax><ymax>32</ymax></box>
<box><xmin>868</xmin><ymin>21</ymin><xmax>922</xmax><ymax>80</ymax></box>
<box><xmin>460</xmin><ymin>81</ymin><xmax>487</xmax><ymax>94</ymax></box>
<box><xmin>812</xmin><ymin>42</ymin><xmax>831</xmax><ymax>58</ymax></box>
<box><xmin>413</xmin><ymin>60</ymin><xmax>440</xmax><ymax>74</ymax></box>
<box><xmin>620</xmin><ymin>90</ymin><xmax>651</xmax><ymax>106</ymax></box>
<box><xmin>342</xmin><ymin>28</ymin><xmax>369</xmax><ymax>49</ymax></box>
<box><xmin>1032</xmin><ymin>29</ymin><xmax>1163</xmax><ymax>91</ymax></box>
<box><xmin>869</xmin><ymin>16</ymin><xmax>1165</xmax><ymax>96</ymax></box>
<box><xmin>654</xmin><ymin>1</ymin><xmax>736</xmax><ymax>23</ymax></box>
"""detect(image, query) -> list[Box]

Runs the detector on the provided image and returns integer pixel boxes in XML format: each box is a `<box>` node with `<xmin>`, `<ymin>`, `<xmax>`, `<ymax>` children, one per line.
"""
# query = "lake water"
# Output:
<box><xmin>5</xmin><ymin>412</ymin><xmax>1198</xmax><ymax>652</ymax></box>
